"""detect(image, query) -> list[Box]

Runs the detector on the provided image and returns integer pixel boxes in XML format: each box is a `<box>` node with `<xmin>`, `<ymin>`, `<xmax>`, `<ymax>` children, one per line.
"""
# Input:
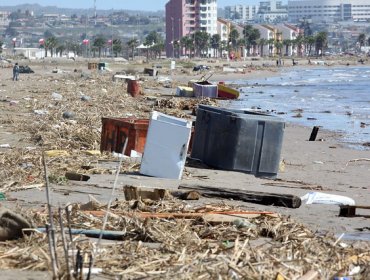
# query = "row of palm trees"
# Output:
<box><xmin>173</xmin><ymin>25</ymin><xmax>328</xmax><ymax>58</ymax></box>
<box><xmin>38</xmin><ymin>31</ymin><xmax>165</xmax><ymax>59</ymax></box>
<box><xmin>4</xmin><ymin>25</ymin><xmax>329</xmax><ymax>59</ymax></box>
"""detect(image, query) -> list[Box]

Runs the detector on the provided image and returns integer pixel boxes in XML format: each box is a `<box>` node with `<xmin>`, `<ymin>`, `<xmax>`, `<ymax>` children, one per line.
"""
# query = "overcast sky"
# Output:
<box><xmin>2</xmin><ymin>0</ymin><xmax>260</xmax><ymax>11</ymax></box>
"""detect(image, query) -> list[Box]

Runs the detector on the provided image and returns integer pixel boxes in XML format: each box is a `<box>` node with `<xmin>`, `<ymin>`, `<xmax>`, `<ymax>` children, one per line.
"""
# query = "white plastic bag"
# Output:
<box><xmin>301</xmin><ymin>192</ymin><xmax>355</xmax><ymax>206</ymax></box>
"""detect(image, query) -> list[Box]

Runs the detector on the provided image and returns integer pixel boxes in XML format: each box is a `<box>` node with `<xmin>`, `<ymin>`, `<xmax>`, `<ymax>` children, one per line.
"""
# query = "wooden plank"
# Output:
<box><xmin>178</xmin><ymin>184</ymin><xmax>302</xmax><ymax>209</ymax></box>
<box><xmin>339</xmin><ymin>205</ymin><xmax>370</xmax><ymax>217</ymax></box>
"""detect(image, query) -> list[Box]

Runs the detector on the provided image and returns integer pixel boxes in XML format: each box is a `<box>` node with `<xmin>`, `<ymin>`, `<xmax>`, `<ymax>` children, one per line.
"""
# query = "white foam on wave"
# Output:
<box><xmin>333</xmin><ymin>73</ymin><xmax>356</xmax><ymax>77</ymax></box>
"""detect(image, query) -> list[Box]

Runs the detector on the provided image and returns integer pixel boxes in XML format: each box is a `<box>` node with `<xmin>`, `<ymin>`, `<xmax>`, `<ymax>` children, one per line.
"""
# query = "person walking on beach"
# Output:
<box><xmin>13</xmin><ymin>63</ymin><xmax>20</xmax><ymax>81</ymax></box>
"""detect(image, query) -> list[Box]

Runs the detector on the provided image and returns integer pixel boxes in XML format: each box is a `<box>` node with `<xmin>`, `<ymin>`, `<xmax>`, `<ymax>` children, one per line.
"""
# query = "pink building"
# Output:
<box><xmin>165</xmin><ymin>0</ymin><xmax>218</xmax><ymax>58</ymax></box>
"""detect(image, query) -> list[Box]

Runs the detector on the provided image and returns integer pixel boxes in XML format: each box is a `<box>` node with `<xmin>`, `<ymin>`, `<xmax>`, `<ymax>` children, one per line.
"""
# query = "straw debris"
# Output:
<box><xmin>0</xmin><ymin>200</ymin><xmax>369</xmax><ymax>279</ymax></box>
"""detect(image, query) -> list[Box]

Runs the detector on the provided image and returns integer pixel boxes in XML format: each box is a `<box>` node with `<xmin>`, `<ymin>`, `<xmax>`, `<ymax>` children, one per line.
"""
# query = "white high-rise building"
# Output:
<box><xmin>225</xmin><ymin>1</ymin><xmax>288</xmax><ymax>23</ymax></box>
<box><xmin>0</xmin><ymin>11</ymin><xmax>10</xmax><ymax>27</ymax></box>
<box><xmin>225</xmin><ymin>5</ymin><xmax>260</xmax><ymax>22</ymax></box>
<box><xmin>288</xmin><ymin>0</ymin><xmax>370</xmax><ymax>22</ymax></box>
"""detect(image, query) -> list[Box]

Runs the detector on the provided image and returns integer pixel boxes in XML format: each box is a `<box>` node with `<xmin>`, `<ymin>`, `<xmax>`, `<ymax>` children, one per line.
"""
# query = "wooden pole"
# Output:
<box><xmin>309</xmin><ymin>126</ymin><xmax>319</xmax><ymax>141</ymax></box>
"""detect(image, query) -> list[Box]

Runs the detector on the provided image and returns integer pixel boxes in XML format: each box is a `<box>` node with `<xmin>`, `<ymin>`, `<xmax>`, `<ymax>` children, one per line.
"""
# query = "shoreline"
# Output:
<box><xmin>213</xmin><ymin>65</ymin><xmax>370</xmax><ymax>151</ymax></box>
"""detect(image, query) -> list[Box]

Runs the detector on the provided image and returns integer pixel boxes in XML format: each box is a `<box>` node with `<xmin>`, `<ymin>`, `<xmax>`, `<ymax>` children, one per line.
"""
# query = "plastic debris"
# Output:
<box><xmin>301</xmin><ymin>192</ymin><xmax>355</xmax><ymax>206</ymax></box>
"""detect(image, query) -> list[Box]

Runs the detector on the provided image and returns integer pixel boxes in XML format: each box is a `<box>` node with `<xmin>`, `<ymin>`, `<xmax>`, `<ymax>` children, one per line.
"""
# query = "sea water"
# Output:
<box><xmin>220</xmin><ymin>66</ymin><xmax>370</xmax><ymax>150</ymax></box>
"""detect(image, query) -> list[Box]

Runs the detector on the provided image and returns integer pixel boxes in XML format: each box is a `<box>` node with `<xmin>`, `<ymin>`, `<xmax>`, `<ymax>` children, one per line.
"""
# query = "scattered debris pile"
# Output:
<box><xmin>0</xmin><ymin>72</ymin><xmax>214</xmax><ymax>188</ymax></box>
<box><xmin>0</xmin><ymin>199</ymin><xmax>369</xmax><ymax>279</ymax></box>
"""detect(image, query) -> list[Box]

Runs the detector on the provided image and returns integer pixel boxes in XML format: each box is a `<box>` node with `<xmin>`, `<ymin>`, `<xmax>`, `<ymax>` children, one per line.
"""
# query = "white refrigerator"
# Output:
<box><xmin>140</xmin><ymin>111</ymin><xmax>192</xmax><ymax>179</ymax></box>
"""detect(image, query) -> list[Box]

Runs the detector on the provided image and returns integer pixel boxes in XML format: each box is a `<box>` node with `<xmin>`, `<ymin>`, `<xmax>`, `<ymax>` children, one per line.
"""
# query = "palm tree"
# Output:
<box><xmin>305</xmin><ymin>36</ymin><xmax>315</xmax><ymax>56</ymax></box>
<box><xmin>210</xmin><ymin>34</ymin><xmax>221</xmax><ymax>58</ymax></box>
<box><xmin>294</xmin><ymin>34</ymin><xmax>304</xmax><ymax>57</ymax></box>
<box><xmin>267</xmin><ymin>38</ymin><xmax>275</xmax><ymax>56</ymax></box>
<box><xmin>275</xmin><ymin>41</ymin><xmax>283</xmax><ymax>56</ymax></box>
<box><xmin>113</xmin><ymin>39</ymin><xmax>122</xmax><ymax>57</ymax></box>
<box><xmin>228</xmin><ymin>27</ymin><xmax>239</xmax><ymax>52</ymax></box>
<box><xmin>127</xmin><ymin>39</ymin><xmax>139</xmax><ymax>60</ymax></box>
<box><xmin>56</xmin><ymin>44</ymin><xmax>65</xmax><ymax>57</ymax></box>
<box><xmin>45</xmin><ymin>37</ymin><xmax>58</xmax><ymax>57</ymax></box>
<box><xmin>283</xmin><ymin>39</ymin><xmax>292</xmax><ymax>56</ymax></box>
<box><xmin>93</xmin><ymin>36</ymin><xmax>106</xmax><ymax>58</ymax></box>
<box><xmin>243</xmin><ymin>25</ymin><xmax>260</xmax><ymax>56</ymax></box>
<box><xmin>220</xmin><ymin>40</ymin><xmax>228</xmax><ymax>58</ymax></box>
<box><xmin>315</xmin><ymin>32</ymin><xmax>328</xmax><ymax>56</ymax></box>
<box><xmin>238</xmin><ymin>38</ymin><xmax>245</xmax><ymax>58</ymax></box>
<box><xmin>258</xmin><ymin>38</ymin><xmax>267</xmax><ymax>57</ymax></box>
<box><xmin>358</xmin><ymin>33</ymin><xmax>366</xmax><ymax>51</ymax></box>
<box><xmin>151</xmin><ymin>42</ymin><xmax>164</xmax><ymax>59</ymax></box>
<box><xmin>180</xmin><ymin>36</ymin><xmax>192</xmax><ymax>58</ymax></box>
<box><xmin>144</xmin><ymin>31</ymin><xmax>163</xmax><ymax>60</ymax></box>
<box><xmin>68</xmin><ymin>42</ymin><xmax>82</xmax><ymax>57</ymax></box>
<box><xmin>194</xmin><ymin>31</ymin><xmax>210</xmax><ymax>57</ymax></box>
<box><xmin>173</xmin><ymin>40</ymin><xmax>180</xmax><ymax>58</ymax></box>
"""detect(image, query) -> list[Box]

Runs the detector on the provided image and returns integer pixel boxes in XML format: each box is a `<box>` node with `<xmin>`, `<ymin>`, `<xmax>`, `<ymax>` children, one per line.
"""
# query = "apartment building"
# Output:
<box><xmin>288</xmin><ymin>0</ymin><xmax>370</xmax><ymax>22</ymax></box>
<box><xmin>217</xmin><ymin>18</ymin><xmax>230</xmax><ymax>42</ymax></box>
<box><xmin>0</xmin><ymin>11</ymin><xmax>10</xmax><ymax>28</ymax></box>
<box><xmin>254</xmin><ymin>24</ymin><xmax>277</xmax><ymax>56</ymax></box>
<box><xmin>277</xmin><ymin>23</ymin><xmax>302</xmax><ymax>55</ymax></box>
<box><xmin>225</xmin><ymin>1</ymin><xmax>288</xmax><ymax>23</ymax></box>
<box><xmin>224</xmin><ymin>5</ymin><xmax>259</xmax><ymax>22</ymax></box>
<box><xmin>165</xmin><ymin>0</ymin><xmax>218</xmax><ymax>57</ymax></box>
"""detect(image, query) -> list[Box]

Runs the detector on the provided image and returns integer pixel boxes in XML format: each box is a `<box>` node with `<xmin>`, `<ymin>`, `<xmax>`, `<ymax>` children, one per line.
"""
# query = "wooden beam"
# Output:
<box><xmin>339</xmin><ymin>205</ymin><xmax>370</xmax><ymax>217</ymax></box>
<box><xmin>178</xmin><ymin>184</ymin><xmax>302</xmax><ymax>208</ymax></box>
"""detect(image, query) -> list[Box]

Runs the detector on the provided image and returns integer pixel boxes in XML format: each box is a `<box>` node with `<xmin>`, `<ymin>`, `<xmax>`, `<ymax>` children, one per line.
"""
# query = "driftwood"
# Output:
<box><xmin>345</xmin><ymin>158</ymin><xmax>370</xmax><ymax>166</ymax></box>
<box><xmin>179</xmin><ymin>184</ymin><xmax>302</xmax><ymax>208</ymax></box>
<box><xmin>0</xmin><ymin>208</ymin><xmax>32</xmax><ymax>241</ymax></box>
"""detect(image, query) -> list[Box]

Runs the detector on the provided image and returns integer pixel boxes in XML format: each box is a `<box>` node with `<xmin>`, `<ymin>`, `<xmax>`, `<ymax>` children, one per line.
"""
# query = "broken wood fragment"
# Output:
<box><xmin>65</xmin><ymin>172</ymin><xmax>90</xmax><ymax>182</ymax></box>
<box><xmin>339</xmin><ymin>205</ymin><xmax>370</xmax><ymax>217</ymax></box>
<box><xmin>171</xmin><ymin>190</ymin><xmax>201</xmax><ymax>200</ymax></box>
<box><xmin>123</xmin><ymin>185</ymin><xmax>172</xmax><ymax>201</ymax></box>
<box><xmin>179</xmin><ymin>184</ymin><xmax>302</xmax><ymax>208</ymax></box>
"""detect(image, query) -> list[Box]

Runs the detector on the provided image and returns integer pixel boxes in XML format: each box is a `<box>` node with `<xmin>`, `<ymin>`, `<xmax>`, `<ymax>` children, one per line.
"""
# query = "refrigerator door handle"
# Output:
<box><xmin>179</xmin><ymin>144</ymin><xmax>186</xmax><ymax>159</ymax></box>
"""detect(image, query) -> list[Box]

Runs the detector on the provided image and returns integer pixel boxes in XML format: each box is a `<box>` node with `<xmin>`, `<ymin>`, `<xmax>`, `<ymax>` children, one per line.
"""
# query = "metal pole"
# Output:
<box><xmin>171</xmin><ymin>17</ymin><xmax>174</xmax><ymax>58</ymax></box>
<box><xmin>111</xmin><ymin>19</ymin><xmax>114</xmax><ymax>57</ymax></box>
<box><xmin>42</xmin><ymin>153</ymin><xmax>59</xmax><ymax>278</ymax></box>
<box><xmin>178</xmin><ymin>18</ymin><xmax>181</xmax><ymax>57</ymax></box>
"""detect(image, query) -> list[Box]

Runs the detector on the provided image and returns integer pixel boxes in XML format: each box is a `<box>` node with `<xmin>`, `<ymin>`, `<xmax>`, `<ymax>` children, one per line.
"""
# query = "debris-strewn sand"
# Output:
<box><xmin>1</xmin><ymin>57</ymin><xmax>369</xmax><ymax>230</ymax></box>
<box><xmin>0</xmin><ymin>57</ymin><xmax>369</xmax><ymax>279</ymax></box>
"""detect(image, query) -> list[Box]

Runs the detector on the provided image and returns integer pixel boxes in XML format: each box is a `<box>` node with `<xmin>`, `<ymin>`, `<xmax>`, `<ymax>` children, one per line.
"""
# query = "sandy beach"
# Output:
<box><xmin>0</xmin><ymin>56</ymin><xmax>369</xmax><ymax>278</ymax></box>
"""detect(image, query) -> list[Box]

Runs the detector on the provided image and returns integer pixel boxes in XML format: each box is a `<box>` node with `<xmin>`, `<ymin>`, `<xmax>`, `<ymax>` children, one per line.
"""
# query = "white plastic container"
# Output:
<box><xmin>140</xmin><ymin>111</ymin><xmax>192</xmax><ymax>179</ymax></box>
